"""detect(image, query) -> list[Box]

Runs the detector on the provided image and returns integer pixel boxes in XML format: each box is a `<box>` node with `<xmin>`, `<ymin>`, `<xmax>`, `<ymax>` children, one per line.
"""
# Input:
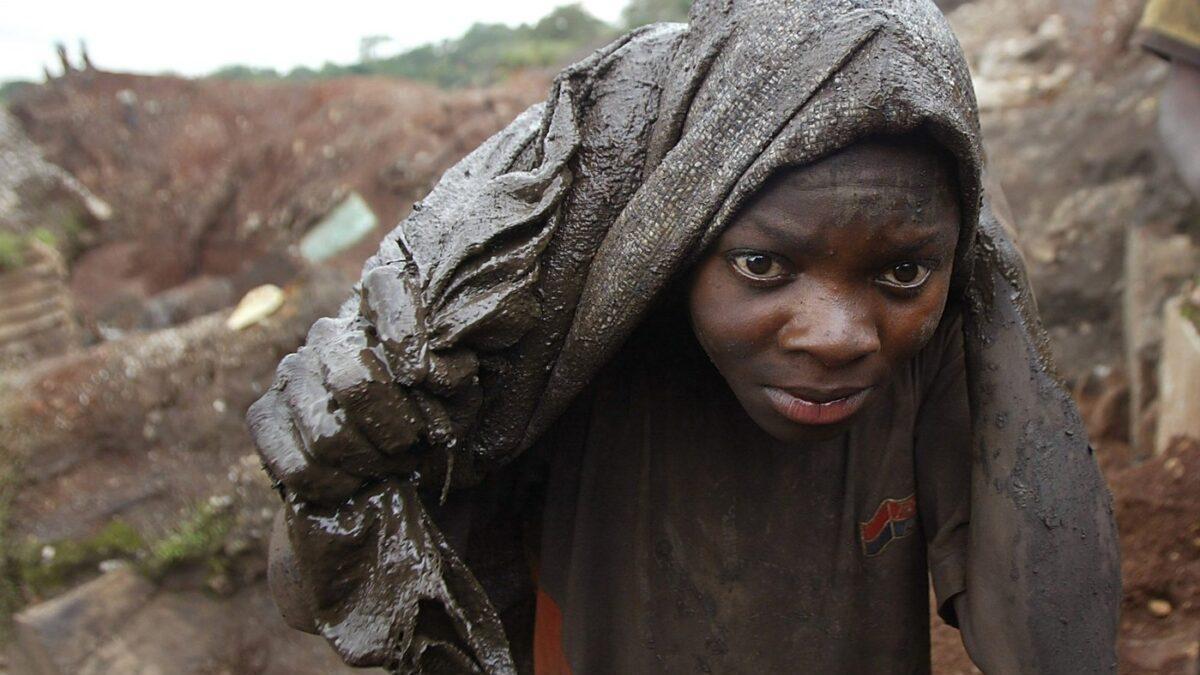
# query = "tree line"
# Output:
<box><xmin>210</xmin><ymin>0</ymin><xmax>692</xmax><ymax>88</ymax></box>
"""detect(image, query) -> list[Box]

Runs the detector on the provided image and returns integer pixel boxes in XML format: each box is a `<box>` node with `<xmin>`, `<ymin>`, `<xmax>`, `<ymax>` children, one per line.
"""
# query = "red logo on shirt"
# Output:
<box><xmin>860</xmin><ymin>494</ymin><xmax>918</xmax><ymax>557</ymax></box>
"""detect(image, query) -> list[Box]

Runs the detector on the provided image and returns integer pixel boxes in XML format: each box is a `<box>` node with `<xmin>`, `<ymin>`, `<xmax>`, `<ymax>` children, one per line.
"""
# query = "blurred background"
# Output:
<box><xmin>1</xmin><ymin>0</ymin><xmax>1198</xmax><ymax>672</ymax></box>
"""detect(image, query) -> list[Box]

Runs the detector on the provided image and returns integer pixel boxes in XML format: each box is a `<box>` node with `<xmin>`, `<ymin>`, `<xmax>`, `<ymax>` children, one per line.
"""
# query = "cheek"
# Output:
<box><xmin>687</xmin><ymin>261</ymin><xmax>771</xmax><ymax>364</ymax></box>
<box><xmin>911</xmin><ymin>307</ymin><xmax>942</xmax><ymax>351</ymax></box>
<box><xmin>694</xmin><ymin>304</ymin><xmax>764</xmax><ymax>359</ymax></box>
<box><xmin>881</xmin><ymin>279</ymin><xmax>951</xmax><ymax>359</ymax></box>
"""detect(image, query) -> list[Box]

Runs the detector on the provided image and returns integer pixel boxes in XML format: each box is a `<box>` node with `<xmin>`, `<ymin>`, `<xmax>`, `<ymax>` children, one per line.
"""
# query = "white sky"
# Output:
<box><xmin>1</xmin><ymin>0</ymin><xmax>630</xmax><ymax>82</ymax></box>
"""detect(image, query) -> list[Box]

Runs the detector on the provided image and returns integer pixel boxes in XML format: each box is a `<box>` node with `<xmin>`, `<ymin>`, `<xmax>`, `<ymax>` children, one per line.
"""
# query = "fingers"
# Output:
<box><xmin>247</xmin><ymin>390</ymin><xmax>359</xmax><ymax>503</ymax></box>
<box><xmin>360</xmin><ymin>266</ymin><xmax>429</xmax><ymax>386</ymax></box>
<box><xmin>251</xmin><ymin>272</ymin><xmax>456</xmax><ymax>498</ymax></box>
<box><xmin>274</xmin><ymin>350</ymin><xmax>381</xmax><ymax>475</ymax></box>
<box><xmin>285</xmin><ymin>343</ymin><xmax>432</xmax><ymax>479</ymax></box>
<box><xmin>306</xmin><ymin>316</ymin><xmax>425</xmax><ymax>456</ymax></box>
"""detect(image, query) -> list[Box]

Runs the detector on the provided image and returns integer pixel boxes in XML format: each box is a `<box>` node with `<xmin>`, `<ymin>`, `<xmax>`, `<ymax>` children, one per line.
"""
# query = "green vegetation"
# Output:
<box><xmin>0</xmin><ymin>446</ymin><xmax>21</xmax><ymax>642</ymax></box>
<box><xmin>621</xmin><ymin>0</ymin><xmax>693</xmax><ymax>27</ymax></box>
<box><xmin>15</xmin><ymin>521</ymin><xmax>146</xmax><ymax>596</ymax></box>
<box><xmin>0</xmin><ymin>2</ymin><xmax>695</xmax><ymax>99</ymax></box>
<box><xmin>0</xmin><ymin>232</ymin><xmax>23</xmax><ymax>271</ymax></box>
<box><xmin>205</xmin><ymin>0</ymin><xmax>693</xmax><ymax>88</ymax></box>
<box><xmin>0</xmin><ymin>226</ymin><xmax>69</xmax><ymax>272</ymax></box>
<box><xmin>141</xmin><ymin>502</ymin><xmax>233</xmax><ymax>579</ymax></box>
<box><xmin>359</xmin><ymin>3</ymin><xmax>612</xmax><ymax>87</ymax></box>
<box><xmin>6</xmin><ymin>501</ymin><xmax>235</xmax><ymax>606</ymax></box>
<box><xmin>1181</xmin><ymin>281</ymin><xmax>1200</xmax><ymax>333</ymax></box>
<box><xmin>0</xmin><ymin>208</ymin><xmax>88</xmax><ymax>272</ymax></box>
<box><xmin>207</xmin><ymin>64</ymin><xmax>283</xmax><ymax>81</ymax></box>
<box><xmin>29</xmin><ymin>227</ymin><xmax>58</xmax><ymax>249</ymax></box>
<box><xmin>0</xmin><ymin>80</ymin><xmax>33</xmax><ymax>104</ymax></box>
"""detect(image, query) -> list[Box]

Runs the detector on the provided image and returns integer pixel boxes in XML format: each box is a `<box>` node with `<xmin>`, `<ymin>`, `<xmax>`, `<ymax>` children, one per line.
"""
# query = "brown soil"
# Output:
<box><xmin>1110</xmin><ymin>437</ymin><xmax>1200</xmax><ymax>673</ymax></box>
<box><xmin>6</xmin><ymin>69</ymin><xmax>548</xmax><ymax>329</ymax></box>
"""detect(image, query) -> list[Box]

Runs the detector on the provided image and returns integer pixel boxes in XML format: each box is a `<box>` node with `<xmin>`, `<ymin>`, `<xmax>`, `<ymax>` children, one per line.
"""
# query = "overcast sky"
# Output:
<box><xmin>1</xmin><ymin>0</ymin><xmax>631</xmax><ymax>82</ymax></box>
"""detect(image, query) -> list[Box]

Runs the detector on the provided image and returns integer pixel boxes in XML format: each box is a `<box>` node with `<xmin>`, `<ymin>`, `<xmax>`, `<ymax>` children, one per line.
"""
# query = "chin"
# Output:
<box><xmin>760</xmin><ymin>415</ymin><xmax>857</xmax><ymax>443</ymax></box>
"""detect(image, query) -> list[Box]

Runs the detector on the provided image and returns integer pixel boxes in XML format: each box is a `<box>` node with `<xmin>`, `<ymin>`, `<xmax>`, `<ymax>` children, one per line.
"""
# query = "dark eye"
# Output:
<box><xmin>728</xmin><ymin>252</ymin><xmax>787</xmax><ymax>280</ymax></box>
<box><xmin>876</xmin><ymin>262</ymin><xmax>931</xmax><ymax>289</ymax></box>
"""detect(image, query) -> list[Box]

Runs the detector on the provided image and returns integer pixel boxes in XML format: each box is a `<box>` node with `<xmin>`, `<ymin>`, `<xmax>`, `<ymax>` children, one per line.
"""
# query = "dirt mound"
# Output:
<box><xmin>1111</xmin><ymin>437</ymin><xmax>1200</xmax><ymax>671</ymax></box>
<box><xmin>6</xmin><ymin>69</ymin><xmax>547</xmax><ymax>334</ymax></box>
<box><xmin>0</xmin><ymin>67</ymin><xmax>550</xmax><ymax>673</ymax></box>
<box><xmin>1108</xmin><ymin>432</ymin><xmax>1200</xmax><ymax>667</ymax></box>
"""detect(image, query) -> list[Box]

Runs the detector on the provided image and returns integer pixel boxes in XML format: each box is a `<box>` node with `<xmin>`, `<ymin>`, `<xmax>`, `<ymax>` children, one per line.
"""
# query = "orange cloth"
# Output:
<box><xmin>533</xmin><ymin>588</ymin><xmax>572</xmax><ymax>675</ymax></box>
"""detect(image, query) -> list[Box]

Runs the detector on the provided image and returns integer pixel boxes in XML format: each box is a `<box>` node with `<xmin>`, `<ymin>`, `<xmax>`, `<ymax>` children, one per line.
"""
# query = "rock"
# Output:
<box><xmin>12</xmin><ymin>576</ymin><xmax>382</xmax><ymax>675</ymax></box>
<box><xmin>1123</xmin><ymin>632</ymin><xmax>1200</xmax><ymax>673</ymax></box>
<box><xmin>226</xmin><ymin>284</ymin><xmax>286</xmax><ymax>331</ymax></box>
<box><xmin>1124</xmin><ymin>228</ymin><xmax>1200</xmax><ymax>456</ymax></box>
<box><xmin>139</xmin><ymin>276</ymin><xmax>236</xmax><ymax>330</ymax></box>
<box><xmin>11</xmin><ymin>566</ymin><xmax>155</xmax><ymax>674</ymax></box>
<box><xmin>0</xmin><ymin>107</ymin><xmax>110</xmax><ymax>237</ymax></box>
<box><xmin>2</xmin><ymin>271</ymin><xmax>348</xmax><ymax>544</ymax></box>
<box><xmin>1157</xmin><ymin>295</ymin><xmax>1200</xmax><ymax>455</ymax></box>
<box><xmin>0</xmin><ymin>241</ymin><xmax>81</xmax><ymax>369</ymax></box>
<box><xmin>75</xmin><ymin>591</ymin><xmax>233</xmax><ymax>674</ymax></box>
<box><xmin>298</xmin><ymin>191</ymin><xmax>378</xmax><ymax>263</ymax></box>
<box><xmin>1074</xmin><ymin>366</ymin><xmax>1131</xmax><ymax>443</ymax></box>
<box><xmin>1148</xmin><ymin>598</ymin><xmax>1174</xmax><ymax>618</ymax></box>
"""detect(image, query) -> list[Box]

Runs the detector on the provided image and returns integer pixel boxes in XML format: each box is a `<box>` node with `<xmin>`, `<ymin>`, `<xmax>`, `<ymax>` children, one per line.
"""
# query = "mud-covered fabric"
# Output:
<box><xmin>247</xmin><ymin>0</ymin><xmax>1121</xmax><ymax>672</ymax></box>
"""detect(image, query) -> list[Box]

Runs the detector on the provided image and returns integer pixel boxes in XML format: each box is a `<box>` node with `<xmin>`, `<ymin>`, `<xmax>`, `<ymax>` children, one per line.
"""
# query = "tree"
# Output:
<box><xmin>209</xmin><ymin>65</ymin><xmax>280</xmax><ymax>81</ymax></box>
<box><xmin>532</xmin><ymin>4</ymin><xmax>608</xmax><ymax>42</ymax></box>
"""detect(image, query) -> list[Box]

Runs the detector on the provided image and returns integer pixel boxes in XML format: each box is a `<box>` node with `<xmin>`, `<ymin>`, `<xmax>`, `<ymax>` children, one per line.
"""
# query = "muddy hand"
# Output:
<box><xmin>248</xmin><ymin>313</ymin><xmax>430</xmax><ymax>505</ymax></box>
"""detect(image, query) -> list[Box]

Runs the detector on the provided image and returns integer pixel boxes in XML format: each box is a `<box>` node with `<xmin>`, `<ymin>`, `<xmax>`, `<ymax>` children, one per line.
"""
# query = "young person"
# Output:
<box><xmin>250</xmin><ymin>1</ymin><xmax>1121</xmax><ymax>672</ymax></box>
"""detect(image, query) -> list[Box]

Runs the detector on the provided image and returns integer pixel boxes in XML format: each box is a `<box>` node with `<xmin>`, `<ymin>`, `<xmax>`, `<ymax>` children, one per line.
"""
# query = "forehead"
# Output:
<box><xmin>735</xmin><ymin>137</ymin><xmax>960</xmax><ymax>224</ymax></box>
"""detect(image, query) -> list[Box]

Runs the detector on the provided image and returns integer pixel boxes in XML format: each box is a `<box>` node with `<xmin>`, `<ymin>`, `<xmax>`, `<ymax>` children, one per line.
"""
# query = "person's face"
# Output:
<box><xmin>687</xmin><ymin>140</ymin><xmax>960</xmax><ymax>443</ymax></box>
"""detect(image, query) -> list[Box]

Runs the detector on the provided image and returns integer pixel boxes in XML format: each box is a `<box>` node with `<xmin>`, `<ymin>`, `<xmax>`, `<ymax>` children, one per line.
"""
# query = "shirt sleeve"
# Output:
<box><xmin>913</xmin><ymin>309</ymin><xmax>971</xmax><ymax>627</ymax></box>
<box><xmin>1136</xmin><ymin>0</ymin><xmax>1200</xmax><ymax>68</ymax></box>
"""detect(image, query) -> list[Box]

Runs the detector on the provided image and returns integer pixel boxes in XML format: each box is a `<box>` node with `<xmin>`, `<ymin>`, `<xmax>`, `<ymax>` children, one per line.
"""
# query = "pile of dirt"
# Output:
<box><xmin>5</xmin><ymin>68</ymin><xmax>548</xmax><ymax>338</ymax></box>
<box><xmin>0</xmin><ymin>66</ymin><xmax>549</xmax><ymax>674</ymax></box>
<box><xmin>1112</xmin><ymin>437</ymin><xmax>1200</xmax><ymax>673</ymax></box>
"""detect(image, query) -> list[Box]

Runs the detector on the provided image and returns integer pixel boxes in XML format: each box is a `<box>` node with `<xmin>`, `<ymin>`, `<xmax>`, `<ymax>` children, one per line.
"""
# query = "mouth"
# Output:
<box><xmin>762</xmin><ymin>385</ymin><xmax>875</xmax><ymax>426</ymax></box>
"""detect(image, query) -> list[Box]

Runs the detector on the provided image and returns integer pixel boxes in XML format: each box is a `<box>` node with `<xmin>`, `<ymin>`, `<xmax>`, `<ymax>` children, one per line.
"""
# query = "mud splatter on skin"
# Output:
<box><xmin>249</xmin><ymin>1</ymin><xmax>1119</xmax><ymax>671</ymax></box>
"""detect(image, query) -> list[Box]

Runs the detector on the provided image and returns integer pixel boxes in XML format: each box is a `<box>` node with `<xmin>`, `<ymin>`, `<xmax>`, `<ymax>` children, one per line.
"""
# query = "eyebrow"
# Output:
<box><xmin>738</xmin><ymin>212</ymin><xmax>825</xmax><ymax>253</ymax></box>
<box><xmin>877</xmin><ymin>229</ymin><xmax>953</xmax><ymax>257</ymax></box>
<box><xmin>737</xmin><ymin>210</ymin><xmax>955</xmax><ymax>256</ymax></box>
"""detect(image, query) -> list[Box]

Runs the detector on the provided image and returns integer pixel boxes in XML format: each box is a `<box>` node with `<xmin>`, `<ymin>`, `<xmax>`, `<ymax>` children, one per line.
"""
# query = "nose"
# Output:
<box><xmin>777</xmin><ymin>294</ymin><xmax>881</xmax><ymax>368</ymax></box>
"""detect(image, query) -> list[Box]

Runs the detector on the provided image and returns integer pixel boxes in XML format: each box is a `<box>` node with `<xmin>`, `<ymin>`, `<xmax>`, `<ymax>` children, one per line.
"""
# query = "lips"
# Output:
<box><xmin>763</xmin><ymin>385</ymin><xmax>874</xmax><ymax>426</ymax></box>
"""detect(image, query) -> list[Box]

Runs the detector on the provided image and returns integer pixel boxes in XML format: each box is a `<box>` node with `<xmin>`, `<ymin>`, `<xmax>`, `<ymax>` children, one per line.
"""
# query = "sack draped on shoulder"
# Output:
<box><xmin>248</xmin><ymin>1</ymin><xmax>1120</xmax><ymax>671</ymax></box>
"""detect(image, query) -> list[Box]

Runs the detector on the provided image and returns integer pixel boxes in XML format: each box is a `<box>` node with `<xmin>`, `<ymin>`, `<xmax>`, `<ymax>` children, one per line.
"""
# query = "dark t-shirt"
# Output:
<box><xmin>533</xmin><ymin>307</ymin><xmax>971</xmax><ymax>674</ymax></box>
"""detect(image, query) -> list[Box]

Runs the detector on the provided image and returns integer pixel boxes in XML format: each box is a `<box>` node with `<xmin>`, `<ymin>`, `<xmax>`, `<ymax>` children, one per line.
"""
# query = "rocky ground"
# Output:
<box><xmin>2</xmin><ymin>0</ymin><xmax>1200</xmax><ymax>672</ymax></box>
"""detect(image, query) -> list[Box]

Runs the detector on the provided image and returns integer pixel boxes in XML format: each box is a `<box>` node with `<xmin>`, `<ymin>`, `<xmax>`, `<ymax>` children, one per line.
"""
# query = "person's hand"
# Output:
<box><xmin>247</xmin><ymin>263</ymin><xmax>478</xmax><ymax>504</ymax></box>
